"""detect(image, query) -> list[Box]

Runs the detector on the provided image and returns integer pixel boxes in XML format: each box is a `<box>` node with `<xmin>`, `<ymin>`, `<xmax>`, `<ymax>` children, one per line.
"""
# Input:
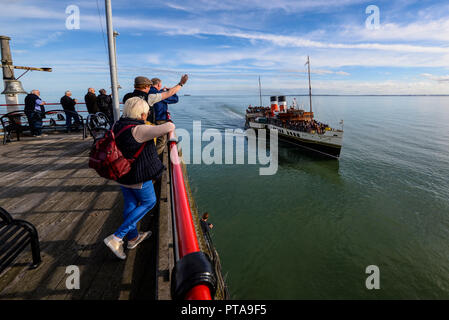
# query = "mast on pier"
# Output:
<box><xmin>105</xmin><ymin>0</ymin><xmax>120</xmax><ymax>121</ymax></box>
<box><xmin>0</xmin><ymin>35</ymin><xmax>52</xmax><ymax>113</ymax></box>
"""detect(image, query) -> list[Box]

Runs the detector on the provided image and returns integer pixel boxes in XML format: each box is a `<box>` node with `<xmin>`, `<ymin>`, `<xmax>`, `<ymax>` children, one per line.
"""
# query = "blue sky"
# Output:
<box><xmin>1</xmin><ymin>0</ymin><xmax>449</xmax><ymax>101</ymax></box>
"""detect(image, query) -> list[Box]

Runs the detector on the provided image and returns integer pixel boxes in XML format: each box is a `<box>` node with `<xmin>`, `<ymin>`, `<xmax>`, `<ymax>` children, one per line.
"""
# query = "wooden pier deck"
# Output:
<box><xmin>0</xmin><ymin>133</ymin><xmax>161</xmax><ymax>299</ymax></box>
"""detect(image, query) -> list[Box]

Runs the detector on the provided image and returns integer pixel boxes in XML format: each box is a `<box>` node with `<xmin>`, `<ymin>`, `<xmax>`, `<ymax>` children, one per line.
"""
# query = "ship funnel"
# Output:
<box><xmin>278</xmin><ymin>96</ymin><xmax>287</xmax><ymax>113</ymax></box>
<box><xmin>270</xmin><ymin>96</ymin><xmax>279</xmax><ymax>113</ymax></box>
<box><xmin>1</xmin><ymin>79</ymin><xmax>27</xmax><ymax>95</ymax></box>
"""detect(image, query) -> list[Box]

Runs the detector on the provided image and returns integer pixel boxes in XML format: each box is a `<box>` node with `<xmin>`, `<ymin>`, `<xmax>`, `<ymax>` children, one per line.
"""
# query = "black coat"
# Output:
<box><xmin>97</xmin><ymin>93</ymin><xmax>113</xmax><ymax>117</ymax></box>
<box><xmin>60</xmin><ymin>95</ymin><xmax>77</xmax><ymax>112</ymax></box>
<box><xmin>24</xmin><ymin>93</ymin><xmax>45</xmax><ymax>115</ymax></box>
<box><xmin>84</xmin><ymin>92</ymin><xmax>99</xmax><ymax>114</ymax></box>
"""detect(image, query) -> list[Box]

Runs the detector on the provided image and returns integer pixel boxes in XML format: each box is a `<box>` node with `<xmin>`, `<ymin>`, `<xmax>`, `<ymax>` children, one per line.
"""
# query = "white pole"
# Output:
<box><xmin>105</xmin><ymin>0</ymin><xmax>120</xmax><ymax>121</ymax></box>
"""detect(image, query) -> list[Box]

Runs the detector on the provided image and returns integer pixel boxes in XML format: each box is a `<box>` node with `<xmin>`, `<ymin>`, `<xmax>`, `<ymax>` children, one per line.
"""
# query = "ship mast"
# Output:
<box><xmin>306</xmin><ymin>55</ymin><xmax>312</xmax><ymax>114</ymax></box>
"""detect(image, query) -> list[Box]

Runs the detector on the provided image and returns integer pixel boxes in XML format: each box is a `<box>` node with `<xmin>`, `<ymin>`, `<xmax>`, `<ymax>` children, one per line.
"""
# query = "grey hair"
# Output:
<box><xmin>151</xmin><ymin>78</ymin><xmax>161</xmax><ymax>86</ymax></box>
<box><xmin>65</xmin><ymin>90</ymin><xmax>71</xmax><ymax>95</ymax></box>
<box><xmin>122</xmin><ymin>97</ymin><xmax>149</xmax><ymax>119</ymax></box>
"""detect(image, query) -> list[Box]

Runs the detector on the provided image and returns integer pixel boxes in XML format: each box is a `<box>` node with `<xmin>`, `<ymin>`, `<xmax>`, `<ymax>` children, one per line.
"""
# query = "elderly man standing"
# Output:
<box><xmin>24</xmin><ymin>89</ymin><xmax>46</xmax><ymax>137</ymax></box>
<box><xmin>60</xmin><ymin>90</ymin><xmax>81</xmax><ymax>132</ymax></box>
<box><xmin>149</xmin><ymin>78</ymin><xmax>179</xmax><ymax>154</ymax></box>
<box><xmin>123</xmin><ymin>74</ymin><xmax>188</xmax><ymax>128</ymax></box>
<box><xmin>97</xmin><ymin>89</ymin><xmax>113</xmax><ymax>123</ymax></box>
<box><xmin>84</xmin><ymin>88</ymin><xmax>99</xmax><ymax>114</ymax></box>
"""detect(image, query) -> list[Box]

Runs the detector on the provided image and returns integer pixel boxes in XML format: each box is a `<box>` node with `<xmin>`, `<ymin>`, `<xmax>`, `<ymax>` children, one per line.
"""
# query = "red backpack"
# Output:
<box><xmin>88</xmin><ymin>124</ymin><xmax>146</xmax><ymax>181</ymax></box>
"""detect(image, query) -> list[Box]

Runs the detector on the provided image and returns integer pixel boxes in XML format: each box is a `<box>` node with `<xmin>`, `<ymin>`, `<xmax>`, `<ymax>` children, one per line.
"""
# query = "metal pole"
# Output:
<box><xmin>104</xmin><ymin>0</ymin><xmax>120</xmax><ymax>121</ymax></box>
<box><xmin>258</xmin><ymin>76</ymin><xmax>262</xmax><ymax>107</ymax></box>
<box><xmin>113</xmin><ymin>30</ymin><xmax>121</xmax><ymax>89</ymax></box>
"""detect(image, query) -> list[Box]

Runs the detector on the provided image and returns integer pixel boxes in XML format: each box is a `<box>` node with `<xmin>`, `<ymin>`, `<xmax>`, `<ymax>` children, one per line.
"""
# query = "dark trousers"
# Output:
<box><xmin>64</xmin><ymin>110</ymin><xmax>81</xmax><ymax>132</ymax></box>
<box><xmin>155</xmin><ymin>120</ymin><xmax>168</xmax><ymax>155</ymax></box>
<box><xmin>25</xmin><ymin>111</ymin><xmax>43</xmax><ymax>136</ymax></box>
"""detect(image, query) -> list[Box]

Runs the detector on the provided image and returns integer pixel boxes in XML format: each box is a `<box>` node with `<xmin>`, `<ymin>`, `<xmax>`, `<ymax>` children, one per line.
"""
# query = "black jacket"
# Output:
<box><xmin>60</xmin><ymin>95</ymin><xmax>77</xmax><ymax>112</ymax></box>
<box><xmin>84</xmin><ymin>92</ymin><xmax>99</xmax><ymax>114</ymax></box>
<box><xmin>97</xmin><ymin>93</ymin><xmax>113</xmax><ymax>117</ymax></box>
<box><xmin>123</xmin><ymin>89</ymin><xmax>148</xmax><ymax>103</ymax></box>
<box><xmin>24</xmin><ymin>93</ymin><xmax>45</xmax><ymax>115</ymax></box>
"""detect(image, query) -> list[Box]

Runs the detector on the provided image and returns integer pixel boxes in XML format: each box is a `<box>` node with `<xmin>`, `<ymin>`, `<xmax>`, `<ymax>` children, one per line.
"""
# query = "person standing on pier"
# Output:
<box><xmin>103</xmin><ymin>97</ymin><xmax>177</xmax><ymax>260</ymax></box>
<box><xmin>84</xmin><ymin>88</ymin><xmax>99</xmax><ymax>114</ymax></box>
<box><xmin>97</xmin><ymin>89</ymin><xmax>113</xmax><ymax>123</ymax></box>
<box><xmin>123</xmin><ymin>74</ymin><xmax>188</xmax><ymax>125</ymax></box>
<box><xmin>149</xmin><ymin>77</ymin><xmax>179</xmax><ymax>155</ymax></box>
<box><xmin>60</xmin><ymin>90</ymin><xmax>81</xmax><ymax>132</ymax></box>
<box><xmin>24</xmin><ymin>90</ymin><xmax>46</xmax><ymax>137</ymax></box>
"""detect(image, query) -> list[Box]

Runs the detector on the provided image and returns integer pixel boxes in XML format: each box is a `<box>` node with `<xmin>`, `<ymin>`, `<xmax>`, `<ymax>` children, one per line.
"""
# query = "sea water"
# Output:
<box><xmin>172</xmin><ymin>95</ymin><xmax>449</xmax><ymax>299</ymax></box>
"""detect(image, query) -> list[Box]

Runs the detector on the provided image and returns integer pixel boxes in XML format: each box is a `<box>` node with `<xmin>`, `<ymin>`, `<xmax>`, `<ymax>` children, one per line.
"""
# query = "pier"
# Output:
<box><xmin>0</xmin><ymin>132</ymin><xmax>222</xmax><ymax>299</ymax></box>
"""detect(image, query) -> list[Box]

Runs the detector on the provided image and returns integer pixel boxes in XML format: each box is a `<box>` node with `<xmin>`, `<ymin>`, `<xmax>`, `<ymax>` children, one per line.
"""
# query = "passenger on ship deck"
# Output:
<box><xmin>149</xmin><ymin>77</ymin><xmax>180</xmax><ymax>155</ymax></box>
<box><xmin>103</xmin><ymin>97</ymin><xmax>176</xmax><ymax>260</ymax></box>
<box><xmin>60</xmin><ymin>90</ymin><xmax>81</xmax><ymax>133</ymax></box>
<box><xmin>84</xmin><ymin>88</ymin><xmax>99</xmax><ymax>114</ymax></box>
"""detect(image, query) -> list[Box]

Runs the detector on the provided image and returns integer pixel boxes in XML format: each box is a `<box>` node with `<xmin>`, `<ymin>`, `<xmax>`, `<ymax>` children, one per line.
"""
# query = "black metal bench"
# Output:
<box><xmin>0</xmin><ymin>109</ymin><xmax>86</xmax><ymax>144</ymax></box>
<box><xmin>0</xmin><ymin>207</ymin><xmax>41</xmax><ymax>274</ymax></box>
<box><xmin>44</xmin><ymin>109</ymin><xmax>87</xmax><ymax>138</ymax></box>
<box><xmin>0</xmin><ymin>111</ymin><xmax>29</xmax><ymax>145</ymax></box>
<box><xmin>86</xmin><ymin>112</ymin><xmax>111</xmax><ymax>142</ymax></box>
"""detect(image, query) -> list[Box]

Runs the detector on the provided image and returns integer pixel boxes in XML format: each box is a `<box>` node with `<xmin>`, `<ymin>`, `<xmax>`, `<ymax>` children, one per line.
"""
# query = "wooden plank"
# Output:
<box><xmin>0</xmin><ymin>134</ymin><xmax>162</xmax><ymax>300</ymax></box>
<box><xmin>156</xmin><ymin>149</ymin><xmax>174</xmax><ymax>300</ymax></box>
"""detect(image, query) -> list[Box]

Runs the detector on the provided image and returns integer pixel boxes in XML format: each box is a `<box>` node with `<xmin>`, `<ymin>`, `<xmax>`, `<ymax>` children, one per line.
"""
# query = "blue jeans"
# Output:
<box><xmin>114</xmin><ymin>180</ymin><xmax>157</xmax><ymax>240</ymax></box>
<box><xmin>25</xmin><ymin>111</ymin><xmax>43</xmax><ymax>136</ymax></box>
<box><xmin>64</xmin><ymin>111</ymin><xmax>81</xmax><ymax>132</ymax></box>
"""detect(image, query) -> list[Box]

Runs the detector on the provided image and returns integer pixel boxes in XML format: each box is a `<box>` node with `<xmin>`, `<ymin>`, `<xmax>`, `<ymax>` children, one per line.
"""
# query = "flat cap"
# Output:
<box><xmin>134</xmin><ymin>76</ymin><xmax>152</xmax><ymax>87</ymax></box>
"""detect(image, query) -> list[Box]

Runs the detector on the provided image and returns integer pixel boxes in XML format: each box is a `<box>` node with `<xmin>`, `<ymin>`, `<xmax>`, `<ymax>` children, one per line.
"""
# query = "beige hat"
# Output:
<box><xmin>134</xmin><ymin>76</ymin><xmax>152</xmax><ymax>87</ymax></box>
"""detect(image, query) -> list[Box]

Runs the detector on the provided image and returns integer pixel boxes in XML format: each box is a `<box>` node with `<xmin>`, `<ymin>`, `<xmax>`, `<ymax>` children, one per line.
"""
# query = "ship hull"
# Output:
<box><xmin>248</xmin><ymin>120</ymin><xmax>342</xmax><ymax>159</ymax></box>
<box><xmin>275</xmin><ymin>131</ymin><xmax>341</xmax><ymax>158</ymax></box>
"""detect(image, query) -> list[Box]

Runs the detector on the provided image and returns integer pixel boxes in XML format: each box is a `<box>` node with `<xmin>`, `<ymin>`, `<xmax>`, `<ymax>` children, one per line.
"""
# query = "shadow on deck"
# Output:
<box><xmin>0</xmin><ymin>133</ymin><xmax>161</xmax><ymax>300</ymax></box>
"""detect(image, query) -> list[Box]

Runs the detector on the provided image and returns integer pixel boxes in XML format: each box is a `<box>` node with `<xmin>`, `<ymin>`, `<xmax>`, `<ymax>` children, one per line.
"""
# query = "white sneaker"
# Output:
<box><xmin>104</xmin><ymin>234</ymin><xmax>126</xmax><ymax>259</ymax></box>
<box><xmin>127</xmin><ymin>231</ymin><xmax>152</xmax><ymax>249</ymax></box>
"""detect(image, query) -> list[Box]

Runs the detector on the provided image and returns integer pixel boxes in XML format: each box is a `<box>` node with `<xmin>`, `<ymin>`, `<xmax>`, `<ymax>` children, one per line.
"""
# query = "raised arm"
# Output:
<box><xmin>132</xmin><ymin>122</ymin><xmax>175</xmax><ymax>143</ymax></box>
<box><xmin>160</xmin><ymin>74</ymin><xmax>188</xmax><ymax>100</ymax></box>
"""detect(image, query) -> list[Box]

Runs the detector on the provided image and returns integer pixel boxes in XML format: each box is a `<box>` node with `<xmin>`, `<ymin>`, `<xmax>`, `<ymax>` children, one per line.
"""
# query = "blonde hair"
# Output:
<box><xmin>122</xmin><ymin>97</ymin><xmax>149</xmax><ymax>119</ymax></box>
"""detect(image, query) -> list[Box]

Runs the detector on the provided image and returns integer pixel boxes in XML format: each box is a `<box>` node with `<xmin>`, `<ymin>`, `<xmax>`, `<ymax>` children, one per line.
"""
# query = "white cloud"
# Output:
<box><xmin>421</xmin><ymin>73</ymin><xmax>449</xmax><ymax>82</ymax></box>
<box><xmin>33</xmin><ymin>31</ymin><xmax>64</xmax><ymax>48</ymax></box>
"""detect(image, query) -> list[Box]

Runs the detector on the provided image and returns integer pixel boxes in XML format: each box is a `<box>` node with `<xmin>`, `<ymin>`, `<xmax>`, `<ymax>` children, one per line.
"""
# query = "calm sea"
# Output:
<box><xmin>2</xmin><ymin>94</ymin><xmax>448</xmax><ymax>299</ymax></box>
<box><xmin>172</xmin><ymin>95</ymin><xmax>449</xmax><ymax>299</ymax></box>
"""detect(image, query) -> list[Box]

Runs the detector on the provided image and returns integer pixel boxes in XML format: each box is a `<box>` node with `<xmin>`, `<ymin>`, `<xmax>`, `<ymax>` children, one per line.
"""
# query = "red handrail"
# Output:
<box><xmin>168</xmin><ymin>131</ymin><xmax>212</xmax><ymax>300</ymax></box>
<box><xmin>0</xmin><ymin>102</ymin><xmax>124</xmax><ymax>117</ymax></box>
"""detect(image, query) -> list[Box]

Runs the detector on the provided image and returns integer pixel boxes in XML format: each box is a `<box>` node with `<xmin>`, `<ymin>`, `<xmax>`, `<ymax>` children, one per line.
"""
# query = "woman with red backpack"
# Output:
<box><xmin>103</xmin><ymin>96</ymin><xmax>175</xmax><ymax>260</ymax></box>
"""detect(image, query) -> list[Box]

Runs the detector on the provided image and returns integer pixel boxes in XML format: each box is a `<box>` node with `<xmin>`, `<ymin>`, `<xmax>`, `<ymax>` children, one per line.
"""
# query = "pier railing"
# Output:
<box><xmin>0</xmin><ymin>102</ymin><xmax>122</xmax><ymax>116</ymax></box>
<box><xmin>168</xmin><ymin>130</ymin><xmax>215</xmax><ymax>300</ymax></box>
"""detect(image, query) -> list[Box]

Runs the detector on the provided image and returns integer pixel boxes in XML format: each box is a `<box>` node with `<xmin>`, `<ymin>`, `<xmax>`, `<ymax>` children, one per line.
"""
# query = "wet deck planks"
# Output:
<box><xmin>0</xmin><ymin>134</ymin><xmax>159</xmax><ymax>300</ymax></box>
